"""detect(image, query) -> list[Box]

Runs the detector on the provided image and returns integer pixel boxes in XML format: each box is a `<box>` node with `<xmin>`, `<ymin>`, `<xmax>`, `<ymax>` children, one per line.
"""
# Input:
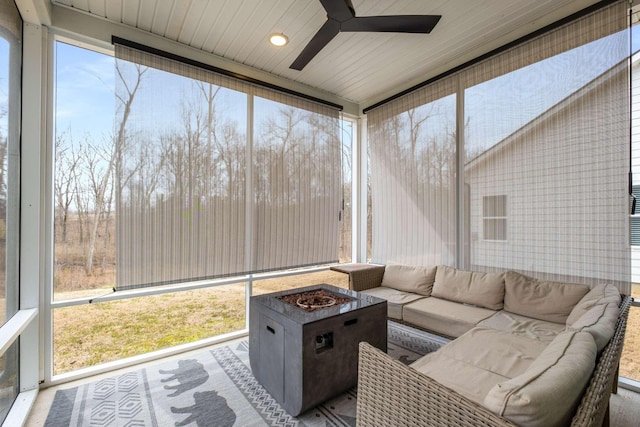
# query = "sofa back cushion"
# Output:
<box><xmin>504</xmin><ymin>271</ymin><xmax>589</xmax><ymax>324</ymax></box>
<box><xmin>568</xmin><ymin>302</ymin><xmax>618</xmax><ymax>353</ymax></box>
<box><xmin>431</xmin><ymin>265</ymin><xmax>505</xmax><ymax>310</ymax></box>
<box><xmin>566</xmin><ymin>283</ymin><xmax>621</xmax><ymax>325</ymax></box>
<box><xmin>380</xmin><ymin>264</ymin><xmax>436</xmax><ymax>296</ymax></box>
<box><xmin>483</xmin><ymin>330</ymin><xmax>597</xmax><ymax>427</ymax></box>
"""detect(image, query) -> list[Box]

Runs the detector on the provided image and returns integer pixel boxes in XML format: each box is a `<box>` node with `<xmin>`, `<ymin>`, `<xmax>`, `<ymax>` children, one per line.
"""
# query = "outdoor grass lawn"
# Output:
<box><xmin>53</xmin><ymin>270</ymin><xmax>348</xmax><ymax>374</ymax></box>
<box><xmin>52</xmin><ymin>270</ymin><xmax>640</xmax><ymax>382</ymax></box>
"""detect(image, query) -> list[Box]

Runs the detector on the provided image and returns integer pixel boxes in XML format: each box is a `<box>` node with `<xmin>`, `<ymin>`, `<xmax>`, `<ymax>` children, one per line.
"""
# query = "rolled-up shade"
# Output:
<box><xmin>114</xmin><ymin>43</ymin><xmax>341</xmax><ymax>290</ymax></box>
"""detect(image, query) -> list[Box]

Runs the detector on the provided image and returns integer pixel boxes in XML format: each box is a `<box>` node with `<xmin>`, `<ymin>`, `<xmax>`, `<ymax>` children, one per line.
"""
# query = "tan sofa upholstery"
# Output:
<box><xmin>403</xmin><ymin>297</ymin><xmax>495</xmax><ymax>337</ymax></box>
<box><xmin>354</xmin><ymin>263</ymin><xmax>629</xmax><ymax>427</ymax></box>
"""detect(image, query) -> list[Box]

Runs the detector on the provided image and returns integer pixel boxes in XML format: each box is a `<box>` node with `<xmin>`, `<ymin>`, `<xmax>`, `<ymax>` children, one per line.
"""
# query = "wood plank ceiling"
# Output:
<box><xmin>51</xmin><ymin>0</ymin><xmax>601</xmax><ymax>108</ymax></box>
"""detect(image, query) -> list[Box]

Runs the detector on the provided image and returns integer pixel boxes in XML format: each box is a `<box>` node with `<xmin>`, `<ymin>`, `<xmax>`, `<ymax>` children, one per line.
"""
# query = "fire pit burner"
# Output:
<box><xmin>277</xmin><ymin>289</ymin><xmax>354</xmax><ymax>312</ymax></box>
<box><xmin>296</xmin><ymin>295</ymin><xmax>336</xmax><ymax>309</ymax></box>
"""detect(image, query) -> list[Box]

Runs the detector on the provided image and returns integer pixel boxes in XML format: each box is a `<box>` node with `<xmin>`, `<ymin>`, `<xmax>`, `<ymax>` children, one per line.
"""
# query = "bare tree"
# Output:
<box><xmin>257</xmin><ymin>106</ymin><xmax>306</xmax><ymax>204</ymax></box>
<box><xmin>54</xmin><ymin>129</ymin><xmax>81</xmax><ymax>242</ymax></box>
<box><xmin>85</xmin><ymin>62</ymin><xmax>146</xmax><ymax>275</ymax></box>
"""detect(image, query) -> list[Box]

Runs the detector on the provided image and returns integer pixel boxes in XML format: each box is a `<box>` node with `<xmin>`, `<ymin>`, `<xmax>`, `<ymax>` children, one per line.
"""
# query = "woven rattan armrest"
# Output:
<box><xmin>570</xmin><ymin>294</ymin><xmax>631</xmax><ymax>427</ymax></box>
<box><xmin>356</xmin><ymin>341</ymin><xmax>517</xmax><ymax>427</ymax></box>
<box><xmin>347</xmin><ymin>265</ymin><xmax>385</xmax><ymax>291</ymax></box>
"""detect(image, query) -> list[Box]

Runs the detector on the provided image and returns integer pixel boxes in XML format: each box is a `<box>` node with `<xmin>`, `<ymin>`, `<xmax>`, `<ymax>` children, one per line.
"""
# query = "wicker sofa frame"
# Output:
<box><xmin>347</xmin><ymin>266</ymin><xmax>632</xmax><ymax>427</ymax></box>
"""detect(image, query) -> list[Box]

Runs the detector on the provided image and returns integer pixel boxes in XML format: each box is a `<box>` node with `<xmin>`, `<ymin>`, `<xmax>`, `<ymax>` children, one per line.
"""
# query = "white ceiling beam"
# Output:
<box><xmin>15</xmin><ymin>0</ymin><xmax>52</xmax><ymax>26</ymax></box>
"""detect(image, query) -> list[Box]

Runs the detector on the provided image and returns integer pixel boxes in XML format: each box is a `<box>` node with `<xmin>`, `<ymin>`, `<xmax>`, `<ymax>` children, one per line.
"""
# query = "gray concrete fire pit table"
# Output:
<box><xmin>249</xmin><ymin>283</ymin><xmax>387</xmax><ymax>416</ymax></box>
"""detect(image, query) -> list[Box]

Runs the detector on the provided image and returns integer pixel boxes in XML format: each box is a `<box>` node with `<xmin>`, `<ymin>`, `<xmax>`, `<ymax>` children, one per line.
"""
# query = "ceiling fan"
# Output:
<box><xmin>290</xmin><ymin>0</ymin><xmax>442</xmax><ymax>71</ymax></box>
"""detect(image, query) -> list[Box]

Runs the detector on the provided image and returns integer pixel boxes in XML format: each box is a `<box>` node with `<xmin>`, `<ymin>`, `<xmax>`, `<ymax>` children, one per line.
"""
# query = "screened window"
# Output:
<box><xmin>0</xmin><ymin>0</ymin><xmax>21</xmax><ymax>420</ymax></box>
<box><xmin>54</xmin><ymin>41</ymin><xmax>342</xmax><ymax>295</ymax></box>
<box><xmin>367</xmin><ymin>1</ymin><xmax>630</xmax><ymax>293</ymax></box>
<box><xmin>53</xmin><ymin>40</ymin><xmax>347</xmax><ymax>373</ymax></box>
<box><xmin>114</xmin><ymin>43</ymin><xmax>341</xmax><ymax>289</ymax></box>
<box><xmin>368</xmin><ymin>79</ymin><xmax>457</xmax><ymax>267</ymax></box>
<box><xmin>483</xmin><ymin>195</ymin><xmax>507</xmax><ymax>241</ymax></box>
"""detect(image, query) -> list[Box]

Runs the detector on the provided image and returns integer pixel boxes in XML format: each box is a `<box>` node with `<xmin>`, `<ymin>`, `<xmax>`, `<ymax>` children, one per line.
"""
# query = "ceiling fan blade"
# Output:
<box><xmin>342</xmin><ymin>15</ymin><xmax>441</xmax><ymax>33</ymax></box>
<box><xmin>319</xmin><ymin>0</ymin><xmax>355</xmax><ymax>22</ymax></box>
<box><xmin>290</xmin><ymin>19</ymin><xmax>341</xmax><ymax>70</ymax></box>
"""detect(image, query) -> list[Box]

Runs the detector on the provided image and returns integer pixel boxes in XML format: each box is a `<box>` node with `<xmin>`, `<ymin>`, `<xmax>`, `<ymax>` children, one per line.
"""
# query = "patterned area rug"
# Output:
<box><xmin>44</xmin><ymin>321</ymin><xmax>448</xmax><ymax>427</ymax></box>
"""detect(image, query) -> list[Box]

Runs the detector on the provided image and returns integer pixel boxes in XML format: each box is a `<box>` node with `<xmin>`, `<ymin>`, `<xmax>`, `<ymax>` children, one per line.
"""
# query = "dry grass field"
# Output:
<box><xmin>51</xmin><ymin>218</ymin><xmax>640</xmax><ymax>380</ymax></box>
<box><xmin>619</xmin><ymin>283</ymin><xmax>639</xmax><ymax>380</ymax></box>
<box><xmin>53</xmin><ymin>272</ymin><xmax>640</xmax><ymax>381</ymax></box>
<box><xmin>53</xmin><ymin>270</ymin><xmax>348</xmax><ymax>374</ymax></box>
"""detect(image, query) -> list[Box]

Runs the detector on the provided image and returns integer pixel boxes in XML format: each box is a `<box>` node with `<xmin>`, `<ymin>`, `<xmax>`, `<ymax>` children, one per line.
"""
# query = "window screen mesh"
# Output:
<box><xmin>114</xmin><ymin>44</ymin><xmax>341</xmax><ymax>290</ymax></box>
<box><xmin>368</xmin><ymin>1</ymin><xmax>630</xmax><ymax>293</ymax></box>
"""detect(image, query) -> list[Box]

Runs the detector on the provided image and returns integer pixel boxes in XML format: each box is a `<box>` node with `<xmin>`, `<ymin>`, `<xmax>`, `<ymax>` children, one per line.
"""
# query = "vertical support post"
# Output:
<box><xmin>456</xmin><ymin>80</ymin><xmax>466</xmax><ymax>269</ymax></box>
<box><xmin>356</xmin><ymin>116</ymin><xmax>368</xmax><ymax>263</ymax></box>
<box><xmin>245</xmin><ymin>94</ymin><xmax>254</xmax><ymax>328</ymax></box>
<box><xmin>21</xmin><ymin>22</ymin><xmax>48</xmax><ymax>392</ymax></box>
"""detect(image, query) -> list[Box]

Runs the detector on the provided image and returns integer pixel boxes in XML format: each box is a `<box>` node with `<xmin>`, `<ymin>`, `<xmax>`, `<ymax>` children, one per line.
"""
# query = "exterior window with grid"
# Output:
<box><xmin>483</xmin><ymin>195</ymin><xmax>507</xmax><ymax>241</ymax></box>
<box><xmin>631</xmin><ymin>186</ymin><xmax>640</xmax><ymax>246</ymax></box>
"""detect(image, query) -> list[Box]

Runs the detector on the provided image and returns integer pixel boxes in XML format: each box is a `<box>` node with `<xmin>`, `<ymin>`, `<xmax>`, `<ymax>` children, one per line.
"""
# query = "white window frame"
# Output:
<box><xmin>482</xmin><ymin>195</ymin><xmax>507</xmax><ymax>241</ymax></box>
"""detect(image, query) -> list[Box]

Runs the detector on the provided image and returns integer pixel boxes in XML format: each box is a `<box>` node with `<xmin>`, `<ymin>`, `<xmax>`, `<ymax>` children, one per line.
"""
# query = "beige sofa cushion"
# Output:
<box><xmin>403</xmin><ymin>297</ymin><xmax>495</xmax><ymax>338</ymax></box>
<box><xmin>478</xmin><ymin>311</ymin><xmax>566</xmax><ymax>342</ymax></box>
<box><xmin>412</xmin><ymin>326</ymin><xmax>548</xmax><ymax>405</ymax></box>
<box><xmin>431</xmin><ymin>265</ymin><xmax>505</xmax><ymax>310</ymax></box>
<box><xmin>380</xmin><ymin>264</ymin><xmax>436</xmax><ymax>296</ymax></box>
<box><xmin>569</xmin><ymin>302</ymin><xmax>618</xmax><ymax>352</ymax></box>
<box><xmin>504</xmin><ymin>271</ymin><xmax>589</xmax><ymax>324</ymax></box>
<box><xmin>361</xmin><ymin>286</ymin><xmax>426</xmax><ymax>319</ymax></box>
<box><xmin>483</xmin><ymin>330</ymin><xmax>597</xmax><ymax>427</ymax></box>
<box><xmin>566</xmin><ymin>283</ymin><xmax>621</xmax><ymax>325</ymax></box>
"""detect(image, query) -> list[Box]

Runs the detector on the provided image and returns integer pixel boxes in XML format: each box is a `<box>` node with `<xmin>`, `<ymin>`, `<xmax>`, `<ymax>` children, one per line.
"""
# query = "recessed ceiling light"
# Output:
<box><xmin>269</xmin><ymin>33</ymin><xmax>289</xmax><ymax>47</ymax></box>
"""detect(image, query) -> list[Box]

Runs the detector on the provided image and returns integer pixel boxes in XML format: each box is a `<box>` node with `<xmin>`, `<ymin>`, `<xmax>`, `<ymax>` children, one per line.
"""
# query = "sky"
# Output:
<box><xmin>53</xmin><ymin>27</ymin><xmax>640</xmax><ymax>155</ymax></box>
<box><xmin>55</xmin><ymin>42</ymin><xmax>115</xmax><ymax>143</ymax></box>
<box><xmin>0</xmin><ymin>39</ymin><xmax>9</xmax><ymax>139</ymax></box>
<box><xmin>465</xmin><ymin>30</ymin><xmax>631</xmax><ymax>154</ymax></box>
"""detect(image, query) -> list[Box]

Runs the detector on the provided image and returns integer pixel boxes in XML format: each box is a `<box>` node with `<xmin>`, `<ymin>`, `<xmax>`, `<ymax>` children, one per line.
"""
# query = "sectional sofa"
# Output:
<box><xmin>347</xmin><ymin>264</ymin><xmax>631</xmax><ymax>427</ymax></box>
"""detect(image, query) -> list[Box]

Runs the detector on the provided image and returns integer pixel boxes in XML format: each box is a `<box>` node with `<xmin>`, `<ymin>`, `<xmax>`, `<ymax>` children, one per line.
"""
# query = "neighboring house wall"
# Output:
<box><xmin>466</xmin><ymin>64</ymin><xmax>629</xmax><ymax>285</ymax></box>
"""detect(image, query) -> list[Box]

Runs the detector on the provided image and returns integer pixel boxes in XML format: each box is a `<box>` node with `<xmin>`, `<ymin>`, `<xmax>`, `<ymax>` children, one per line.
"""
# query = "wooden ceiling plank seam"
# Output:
<box><xmin>178</xmin><ymin>0</ymin><xmax>210</xmax><ymax>47</ymax></box>
<box><xmin>163</xmin><ymin>0</ymin><xmax>178</xmax><ymax>37</ymax></box>
<box><xmin>242</xmin><ymin>0</ymin><xmax>304</xmax><ymax>69</ymax></box>
<box><xmin>165</xmin><ymin>0</ymin><xmax>193</xmax><ymax>40</ymax></box>
<box><xmin>301</xmin><ymin>32</ymin><xmax>394</xmax><ymax>92</ymax></box>
<box><xmin>200</xmin><ymin>0</ymin><xmax>238</xmax><ymax>53</ymax></box>
<box><xmin>211</xmin><ymin>0</ymin><xmax>251</xmax><ymax>56</ymax></box>
<box><xmin>257</xmin><ymin>0</ymin><xmax>324</xmax><ymax>73</ymax></box>
<box><xmin>233</xmin><ymin>0</ymin><xmax>301</xmax><ymax>64</ymax></box>
<box><xmin>136</xmin><ymin>0</ymin><xmax>157</xmax><ymax>32</ymax></box>
<box><xmin>104</xmin><ymin>0</ymin><xmax>122</xmax><ymax>22</ymax></box>
<box><xmin>188</xmin><ymin>0</ymin><xmax>225</xmax><ymax>50</ymax></box>
<box><xmin>150</xmin><ymin>0</ymin><xmax>173</xmax><ymax>38</ymax></box>
<box><xmin>345</xmin><ymin>37</ymin><xmax>460</xmax><ymax>97</ymax></box>
<box><xmin>71</xmin><ymin>0</ymin><xmax>90</xmax><ymax>13</ymax></box>
<box><xmin>313</xmin><ymin>33</ymin><xmax>397</xmax><ymax>90</ymax></box>
<box><xmin>225</xmin><ymin>0</ymin><xmax>276</xmax><ymax>63</ymax></box>
<box><xmin>340</xmin><ymin>39</ymin><xmax>455</xmax><ymax>99</ymax></box>
<box><xmin>86</xmin><ymin>0</ymin><xmax>104</xmax><ymax>16</ymax></box>
<box><xmin>120</xmin><ymin>0</ymin><xmax>141</xmax><ymax>27</ymax></box>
